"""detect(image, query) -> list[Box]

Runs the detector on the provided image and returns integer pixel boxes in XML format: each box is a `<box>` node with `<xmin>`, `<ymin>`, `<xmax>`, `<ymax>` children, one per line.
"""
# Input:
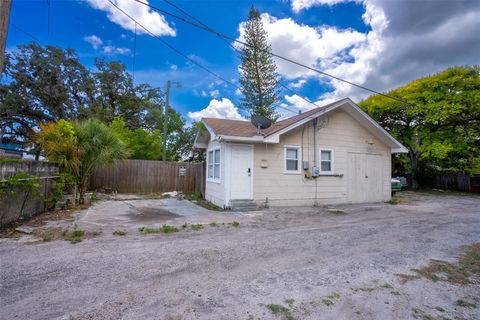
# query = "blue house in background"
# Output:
<box><xmin>0</xmin><ymin>142</ymin><xmax>24</xmax><ymax>158</ymax></box>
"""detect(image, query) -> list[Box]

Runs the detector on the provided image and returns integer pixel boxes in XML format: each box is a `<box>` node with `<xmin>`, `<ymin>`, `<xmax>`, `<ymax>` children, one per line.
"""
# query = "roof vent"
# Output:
<box><xmin>251</xmin><ymin>115</ymin><xmax>272</xmax><ymax>133</ymax></box>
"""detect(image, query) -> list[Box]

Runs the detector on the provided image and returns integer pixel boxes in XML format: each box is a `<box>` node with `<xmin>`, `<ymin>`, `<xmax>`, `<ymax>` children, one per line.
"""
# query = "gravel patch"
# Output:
<box><xmin>1</xmin><ymin>191</ymin><xmax>479</xmax><ymax>319</ymax></box>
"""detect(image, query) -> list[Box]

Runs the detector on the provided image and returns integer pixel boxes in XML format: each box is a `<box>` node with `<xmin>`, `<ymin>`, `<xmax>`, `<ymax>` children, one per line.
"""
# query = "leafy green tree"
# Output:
<box><xmin>0</xmin><ymin>43</ymin><xmax>93</xmax><ymax>142</ymax></box>
<box><xmin>169</xmin><ymin>121</ymin><xmax>205</xmax><ymax>162</ymax></box>
<box><xmin>109</xmin><ymin>118</ymin><xmax>163</xmax><ymax>160</ymax></box>
<box><xmin>239</xmin><ymin>6</ymin><xmax>279</xmax><ymax>121</ymax></box>
<box><xmin>360</xmin><ymin>66</ymin><xmax>480</xmax><ymax>188</ymax></box>
<box><xmin>38</xmin><ymin>119</ymin><xmax>128</xmax><ymax>203</ymax></box>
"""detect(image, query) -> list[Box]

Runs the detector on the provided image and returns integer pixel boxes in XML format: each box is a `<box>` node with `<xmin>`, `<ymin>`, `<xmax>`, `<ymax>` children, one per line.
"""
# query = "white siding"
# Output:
<box><xmin>253</xmin><ymin>109</ymin><xmax>392</xmax><ymax>206</ymax></box>
<box><xmin>204</xmin><ymin>140</ymin><xmax>227</xmax><ymax>207</ymax></box>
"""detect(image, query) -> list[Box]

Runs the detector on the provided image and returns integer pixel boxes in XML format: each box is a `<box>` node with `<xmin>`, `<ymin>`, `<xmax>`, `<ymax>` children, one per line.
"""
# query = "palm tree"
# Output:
<box><xmin>39</xmin><ymin>119</ymin><xmax>128</xmax><ymax>203</ymax></box>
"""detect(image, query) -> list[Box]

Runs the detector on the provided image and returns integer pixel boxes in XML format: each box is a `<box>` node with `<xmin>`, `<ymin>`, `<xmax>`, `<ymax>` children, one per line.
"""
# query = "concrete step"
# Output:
<box><xmin>229</xmin><ymin>199</ymin><xmax>258</xmax><ymax>211</ymax></box>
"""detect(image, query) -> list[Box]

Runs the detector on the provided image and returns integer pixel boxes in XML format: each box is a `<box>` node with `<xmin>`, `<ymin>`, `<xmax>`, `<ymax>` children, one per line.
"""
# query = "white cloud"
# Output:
<box><xmin>209</xmin><ymin>89</ymin><xmax>220</xmax><ymax>98</ymax></box>
<box><xmin>291</xmin><ymin>0</ymin><xmax>349</xmax><ymax>13</ymax></box>
<box><xmin>238</xmin><ymin>14</ymin><xmax>366</xmax><ymax>80</ymax></box>
<box><xmin>235</xmin><ymin>88</ymin><xmax>242</xmax><ymax>96</ymax></box>
<box><xmin>266</xmin><ymin>0</ymin><xmax>480</xmax><ymax>106</ymax></box>
<box><xmin>103</xmin><ymin>45</ymin><xmax>131</xmax><ymax>56</ymax></box>
<box><xmin>84</xmin><ymin>34</ymin><xmax>103</xmax><ymax>49</ymax></box>
<box><xmin>85</xmin><ymin>0</ymin><xmax>175</xmax><ymax>36</ymax></box>
<box><xmin>289</xmin><ymin>79</ymin><xmax>307</xmax><ymax>88</ymax></box>
<box><xmin>200</xmin><ymin>90</ymin><xmax>208</xmax><ymax>97</ymax></box>
<box><xmin>170</xmin><ymin>64</ymin><xmax>178</xmax><ymax>70</ymax></box>
<box><xmin>187</xmin><ymin>98</ymin><xmax>243</xmax><ymax>121</ymax></box>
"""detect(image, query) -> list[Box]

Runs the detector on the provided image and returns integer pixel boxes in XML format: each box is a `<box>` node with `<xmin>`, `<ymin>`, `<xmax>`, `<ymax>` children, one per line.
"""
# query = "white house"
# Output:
<box><xmin>194</xmin><ymin>98</ymin><xmax>407</xmax><ymax>209</ymax></box>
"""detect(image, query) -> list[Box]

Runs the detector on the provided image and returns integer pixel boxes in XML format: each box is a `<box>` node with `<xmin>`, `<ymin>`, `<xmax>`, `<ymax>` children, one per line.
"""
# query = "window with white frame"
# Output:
<box><xmin>320</xmin><ymin>149</ymin><xmax>333</xmax><ymax>174</ymax></box>
<box><xmin>207</xmin><ymin>148</ymin><xmax>221</xmax><ymax>181</ymax></box>
<box><xmin>284</xmin><ymin>146</ymin><xmax>301</xmax><ymax>173</ymax></box>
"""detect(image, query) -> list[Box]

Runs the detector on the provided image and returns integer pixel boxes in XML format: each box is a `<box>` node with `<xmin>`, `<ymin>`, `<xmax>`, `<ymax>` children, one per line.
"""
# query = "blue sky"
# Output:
<box><xmin>7</xmin><ymin>0</ymin><xmax>480</xmax><ymax>122</ymax></box>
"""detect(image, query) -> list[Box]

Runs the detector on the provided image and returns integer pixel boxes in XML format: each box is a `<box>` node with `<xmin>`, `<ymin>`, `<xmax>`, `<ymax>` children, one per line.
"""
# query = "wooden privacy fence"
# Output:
<box><xmin>91</xmin><ymin>159</ymin><xmax>206</xmax><ymax>194</ymax></box>
<box><xmin>434</xmin><ymin>173</ymin><xmax>480</xmax><ymax>193</ymax></box>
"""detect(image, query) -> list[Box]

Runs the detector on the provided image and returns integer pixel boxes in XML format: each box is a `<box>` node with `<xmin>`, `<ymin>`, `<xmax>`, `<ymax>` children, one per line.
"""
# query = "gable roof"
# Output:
<box><xmin>198</xmin><ymin>98</ymin><xmax>408</xmax><ymax>153</ymax></box>
<box><xmin>203</xmin><ymin>100</ymin><xmax>339</xmax><ymax>138</ymax></box>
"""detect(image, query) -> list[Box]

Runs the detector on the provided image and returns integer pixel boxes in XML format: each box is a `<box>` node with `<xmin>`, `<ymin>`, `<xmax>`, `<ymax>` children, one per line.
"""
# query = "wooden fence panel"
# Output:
<box><xmin>433</xmin><ymin>173</ymin><xmax>480</xmax><ymax>193</ymax></box>
<box><xmin>90</xmin><ymin>160</ymin><xmax>204</xmax><ymax>194</ymax></box>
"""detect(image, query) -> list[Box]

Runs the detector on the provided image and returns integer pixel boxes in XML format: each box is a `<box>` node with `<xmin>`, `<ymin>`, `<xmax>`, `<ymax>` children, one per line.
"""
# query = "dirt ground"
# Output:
<box><xmin>1</xmin><ymin>191</ymin><xmax>479</xmax><ymax>320</ymax></box>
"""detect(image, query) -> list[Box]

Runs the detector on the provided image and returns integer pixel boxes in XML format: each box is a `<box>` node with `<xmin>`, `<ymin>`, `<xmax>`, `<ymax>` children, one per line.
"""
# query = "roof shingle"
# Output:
<box><xmin>202</xmin><ymin>100</ymin><xmax>341</xmax><ymax>138</ymax></box>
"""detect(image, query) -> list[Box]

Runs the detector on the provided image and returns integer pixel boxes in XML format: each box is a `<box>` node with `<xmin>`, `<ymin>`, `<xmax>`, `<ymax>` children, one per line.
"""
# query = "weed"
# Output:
<box><xmin>184</xmin><ymin>193</ymin><xmax>223</xmax><ymax>211</ymax></box>
<box><xmin>390</xmin><ymin>291</ymin><xmax>400</xmax><ymax>296</ymax></box>
<box><xmin>181</xmin><ymin>223</ymin><xmax>188</xmax><ymax>229</ymax></box>
<box><xmin>284</xmin><ymin>298</ymin><xmax>294</xmax><ymax>307</ymax></box>
<box><xmin>435</xmin><ymin>306</ymin><xmax>445</xmax><ymax>312</ymax></box>
<box><xmin>232</xmin><ymin>221</ymin><xmax>240</xmax><ymax>227</ymax></box>
<box><xmin>397</xmin><ymin>243</ymin><xmax>480</xmax><ymax>284</ymax></box>
<box><xmin>190</xmin><ymin>224</ymin><xmax>203</xmax><ymax>231</ymax></box>
<box><xmin>63</xmin><ymin>228</ymin><xmax>87</xmax><ymax>244</ymax></box>
<box><xmin>113</xmin><ymin>230</ymin><xmax>127</xmax><ymax>236</ymax></box>
<box><xmin>322</xmin><ymin>298</ymin><xmax>334</xmax><ymax>306</ymax></box>
<box><xmin>352</xmin><ymin>287</ymin><xmax>375</xmax><ymax>293</ymax></box>
<box><xmin>326</xmin><ymin>293</ymin><xmax>340</xmax><ymax>299</ymax></box>
<box><xmin>455</xmin><ymin>299</ymin><xmax>477</xmax><ymax>308</ymax></box>
<box><xmin>396</xmin><ymin>273</ymin><xmax>421</xmax><ymax>283</ymax></box>
<box><xmin>139</xmin><ymin>225</ymin><xmax>179</xmax><ymax>234</ymax></box>
<box><xmin>209</xmin><ymin>222</ymin><xmax>219</xmax><ymax>227</ymax></box>
<box><xmin>381</xmin><ymin>283</ymin><xmax>394</xmax><ymax>289</ymax></box>
<box><xmin>42</xmin><ymin>234</ymin><xmax>52</xmax><ymax>242</ymax></box>
<box><xmin>266</xmin><ymin>304</ymin><xmax>294</xmax><ymax>320</ymax></box>
<box><xmin>71</xmin><ymin>229</ymin><xmax>85</xmax><ymax>238</ymax></box>
<box><xmin>386</xmin><ymin>198</ymin><xmax>400</xmax><ymax>205</ymax></box>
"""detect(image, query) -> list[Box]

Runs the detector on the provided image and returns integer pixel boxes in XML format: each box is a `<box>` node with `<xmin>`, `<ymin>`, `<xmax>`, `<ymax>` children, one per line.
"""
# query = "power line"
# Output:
<box><xmin>106</xmin><ymin>0</ymin><xmax>237</xmax><ymax>91</ymax></box>
<box><xmin>161</xmin><ymin>0</ymin><xmax>315</xmax><ymax>113</ymax></box>
<box><xmin>132</xmin><ymin>0</ymin><xmax>410</xmax><ymax>105</ymax></box>
<box><xmin>107</xmin><ymin>0</ymin><xmax>298</xmax><ymax>116</ymax></box>
<box><xmin>11</xmin><ymin>23</ymin><xmax>42</xmax><ymax>44</ymax></box>
<box><xmin>106</xmin><ymin>0</ymin><xmax>299</xmax><ymax>115</ymax></box>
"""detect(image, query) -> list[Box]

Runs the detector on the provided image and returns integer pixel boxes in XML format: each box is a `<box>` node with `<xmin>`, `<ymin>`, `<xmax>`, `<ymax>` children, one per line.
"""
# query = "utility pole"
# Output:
<box><xmin>163</xmin><ymin>80</ymin><xmax>171</xmax><ymax>162</ymax></box>
<box><xmin>0</xmin><ymin>0</ymin><xmax>12</xmax><ymax>80</ymax></box>
<box><xmin>162</xmin><ymin>80</ymin><xmax>181</xmax><ymax>162</ymax></box>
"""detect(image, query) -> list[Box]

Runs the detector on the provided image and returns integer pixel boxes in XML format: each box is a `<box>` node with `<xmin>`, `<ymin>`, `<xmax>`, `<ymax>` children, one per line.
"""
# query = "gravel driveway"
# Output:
<box><xmin>1</xmin><ymin>191</ymin><xmax>479</xmax><ymax>320</ymax></box>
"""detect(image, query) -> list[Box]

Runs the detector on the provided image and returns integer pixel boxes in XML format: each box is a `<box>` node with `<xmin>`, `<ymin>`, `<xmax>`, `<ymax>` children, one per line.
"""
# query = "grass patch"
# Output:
<box><xmin>184</xmin><ymin>193</ymin><xmax>223</xmax><ymax>211</ymax></box>
<box><xmin>386</xmin><ymin>197</ymin><xmax>400</xmax><ymax>205</ymax></box>
<box><xmin>435</xmin><ymin>306</ymin><xmax>445</xmax><ymax>312</ymax></box>
<box><xmin>390</xmin><ymin>291</ymin><xmax>401</xmax><ymax>296</ymax></box>
<box><xmin>190</xmin><ymin>224</ymin><xmax>203</xmax><ymax>231</ymax></box>
<box><xmin>266</xmin><ymin>304</ymin><xmax>294</xmax><ymax>320</ymax></box>
<box><xmin>139</xmin><ymin>225</ymin><xmax>179</xmax><ymax>234</ymax></box>
<box><xmin>60</xmin><ymin>227</ymin><xmax>100</xmax><ymax>244</ymax></box>
<box><xmin>455</xmin><ymin>299</ymin><xmax>477</xmax><ymax>309</ymax></box>
<box><xmin>352</xmin><ymin>282</ymin><xmax>394</xmax><ymax>293</ymax></box>
<box><xmin>209</xmin><ymin>222</ymin><xmax>219</xmax><ymax>227</ymax></box>
<box><xmin>327</xmin><ymin>208</ymin><xmax>347</xmax><ymax>214</ymax></box>
<box><xmin>284</xmin><ymin>298</ymin><xmax>295</xmax><ymax>307</ymax></box>
<box><xmin>42</xmin><ymin>234</ymin><xmax>52</xmax><ymax>242</ymax></box>
<box><xmin>322</xmin><ymin>298</ymin><xmax>334</xmax><ymax>306</ymax></box>
<box><xmin>231</xmin><ymin>221</ymin><xmax>240</xmax><ymax>227</ymax></box>
<box><xmin>397</xmin><ymin>243</ymin><xmax>480</xmax><ymax>284</ymax></box>
<box><xmin>322</xmin><ymin>292</ymin><xmax>340</xmax><ymax>306</ymax></box>
<box><xmin>113</xmin><ymin>230</ymin><xmax>127</xmax><ymax>236</ymax></box>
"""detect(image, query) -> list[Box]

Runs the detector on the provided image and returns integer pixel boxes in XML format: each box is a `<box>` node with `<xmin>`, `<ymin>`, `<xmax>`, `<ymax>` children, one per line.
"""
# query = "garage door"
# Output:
<box><xmin>347</xmin><ymin>153</ymin><xmax>384</xmax><ymax>203</ymax></box>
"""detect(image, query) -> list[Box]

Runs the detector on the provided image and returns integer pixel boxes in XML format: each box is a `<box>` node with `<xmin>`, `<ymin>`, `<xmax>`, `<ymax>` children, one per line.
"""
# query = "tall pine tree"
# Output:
<box><xmin>239</xmin><ymin>6</ymin><xmax>279</xmax><ymax>121</ymax></box>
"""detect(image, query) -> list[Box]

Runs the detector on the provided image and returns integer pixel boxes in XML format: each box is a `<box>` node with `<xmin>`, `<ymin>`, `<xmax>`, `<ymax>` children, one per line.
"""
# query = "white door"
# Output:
<box><xmin>230</xmin><ymin>144</ymin><xmax>253</xmax><ymax>200</ymax></box>
<box><xmin>347</xmin><ymin>153</ymin><xmax>384</xmax><ymax>203</ymax></box>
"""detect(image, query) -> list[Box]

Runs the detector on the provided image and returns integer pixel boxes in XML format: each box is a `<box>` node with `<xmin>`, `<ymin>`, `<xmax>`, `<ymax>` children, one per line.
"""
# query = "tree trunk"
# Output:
<box><xmin>408</xmin><ymin>150</ymin><xmax>421</xmax><ymax>189</ymax></box>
